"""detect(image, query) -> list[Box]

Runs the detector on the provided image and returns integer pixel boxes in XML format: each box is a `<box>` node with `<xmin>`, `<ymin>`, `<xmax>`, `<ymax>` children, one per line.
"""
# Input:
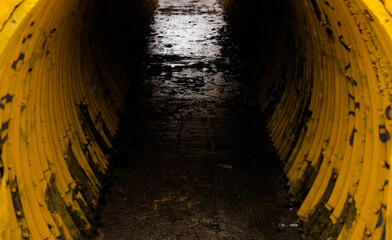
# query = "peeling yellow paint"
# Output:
<box><xmin>0</xmin><ymin>0</ymin><xmax>392</xmax><ymax>238</ymax></box>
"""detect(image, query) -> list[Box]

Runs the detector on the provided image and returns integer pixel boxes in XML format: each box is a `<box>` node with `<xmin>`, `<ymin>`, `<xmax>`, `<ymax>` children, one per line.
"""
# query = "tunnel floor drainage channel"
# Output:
<box><xmin>98</xmin><ymin>0</ymin><xmax>300</xmax><ymax>239</ymax></box>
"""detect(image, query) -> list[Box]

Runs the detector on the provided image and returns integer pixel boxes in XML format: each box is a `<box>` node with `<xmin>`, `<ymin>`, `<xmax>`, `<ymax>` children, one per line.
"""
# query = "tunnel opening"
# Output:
<box><xmin>0</xmin><ymin>0</ymin><xmax>391</xmax><ymax>239</ymax></box>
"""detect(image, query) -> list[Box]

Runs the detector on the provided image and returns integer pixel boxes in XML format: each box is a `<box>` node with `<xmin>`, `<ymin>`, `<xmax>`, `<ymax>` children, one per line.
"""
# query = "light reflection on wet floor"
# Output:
<box><xmin>149</xmin><ymin>0</ymin><xmax>223</xmax><ymax>58</ymax></box>
<box><xmin>146</xmin><ymin>0</ymin><xmax>243</xmax><ymax>101</ymax></box>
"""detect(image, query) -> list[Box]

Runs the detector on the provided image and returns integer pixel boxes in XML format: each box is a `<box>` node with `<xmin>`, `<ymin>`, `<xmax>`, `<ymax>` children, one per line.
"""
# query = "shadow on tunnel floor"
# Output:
<box><xmin>97</xmin><ymin>0</ymin><xmax>301</xmax><ymax>239</ymax></box>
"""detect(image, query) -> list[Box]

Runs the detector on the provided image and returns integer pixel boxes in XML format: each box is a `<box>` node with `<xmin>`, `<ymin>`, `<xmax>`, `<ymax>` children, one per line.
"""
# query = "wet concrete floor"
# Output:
<box><xmin>98</xmin><ymin>0</ymin><xmax>301</xmax><ymax>239</ymax></box>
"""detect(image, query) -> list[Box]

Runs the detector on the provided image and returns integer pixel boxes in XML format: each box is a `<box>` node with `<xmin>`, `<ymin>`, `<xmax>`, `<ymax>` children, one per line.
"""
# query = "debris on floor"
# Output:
<box><xmin>218</xmin><ymin>164</ymin><xmax>233</xmax><ymax>169</ymax></box>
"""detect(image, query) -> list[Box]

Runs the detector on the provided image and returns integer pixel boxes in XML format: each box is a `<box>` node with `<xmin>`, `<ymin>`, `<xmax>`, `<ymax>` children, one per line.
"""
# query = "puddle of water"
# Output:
<box><xmin>149</xmin><ymin>0</ymin><xmax>225</xmax><ymax>58</ymax></box>
<box><xmin>145</xmin><ymin>0</ymin><xmax>243</xmax><ymax>101</ymax></box>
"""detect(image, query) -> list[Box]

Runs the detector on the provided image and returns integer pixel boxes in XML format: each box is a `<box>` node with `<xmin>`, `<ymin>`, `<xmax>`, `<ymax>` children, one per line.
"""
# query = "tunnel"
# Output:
<box><xmin>0</xmin><ymin>0</ymin><xmax>391</xmax><ymax>239</ymax></box>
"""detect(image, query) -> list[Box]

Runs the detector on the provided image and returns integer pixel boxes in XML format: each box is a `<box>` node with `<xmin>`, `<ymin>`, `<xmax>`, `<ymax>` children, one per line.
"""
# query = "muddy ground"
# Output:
<box><xmin>97</xmin><ymin>0</ymin><xmax>302</xmax><ymax>239</ymax></box>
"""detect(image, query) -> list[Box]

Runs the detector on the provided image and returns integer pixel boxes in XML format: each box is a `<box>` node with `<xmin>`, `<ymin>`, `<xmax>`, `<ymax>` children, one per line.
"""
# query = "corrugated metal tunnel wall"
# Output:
<box><xmin>0</xmin><ymin>0</ymin><xmax>391</xmax><ymax>239</ymax></box>
<box><xmin>0</xmin><ymin>0</ymin><xmax>157</xmax><ymax>238</ymax></box>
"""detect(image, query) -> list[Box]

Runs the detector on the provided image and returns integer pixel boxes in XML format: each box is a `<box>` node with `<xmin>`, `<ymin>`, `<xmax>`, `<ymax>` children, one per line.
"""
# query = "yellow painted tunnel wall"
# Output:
<box><xmin>0</xmin><ymin>0</ymin><xmax>392</xmax><ymax>239</ymax></box>
<box><xmin>222</xmin><ymin>0</ymin><xmax>392</xmax><ymax>239</ymax></box>
<box><xmin>0</xmin><ymin>0</ymin><xmax>157</xmax><ymax>239</ymax></box>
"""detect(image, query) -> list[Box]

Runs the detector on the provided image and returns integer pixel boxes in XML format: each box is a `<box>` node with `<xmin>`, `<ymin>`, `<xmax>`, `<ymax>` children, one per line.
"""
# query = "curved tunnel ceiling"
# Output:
<box><xmin>0</xmin><ymin>0</ymin><xmax>391</xmax><ymax>239</ymax></box>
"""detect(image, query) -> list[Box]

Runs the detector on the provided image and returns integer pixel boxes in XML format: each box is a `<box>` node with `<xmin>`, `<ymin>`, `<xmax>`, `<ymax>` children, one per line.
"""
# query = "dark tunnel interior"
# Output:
<box><xmin>97</xmin><ymin>0</ymin><xmax>301</xmax><ymax>239</ymax></box>
<box><xmin>0</xmin><ymin>0</ymin><xmax>391</xmax><ymax>239</ymax></box>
